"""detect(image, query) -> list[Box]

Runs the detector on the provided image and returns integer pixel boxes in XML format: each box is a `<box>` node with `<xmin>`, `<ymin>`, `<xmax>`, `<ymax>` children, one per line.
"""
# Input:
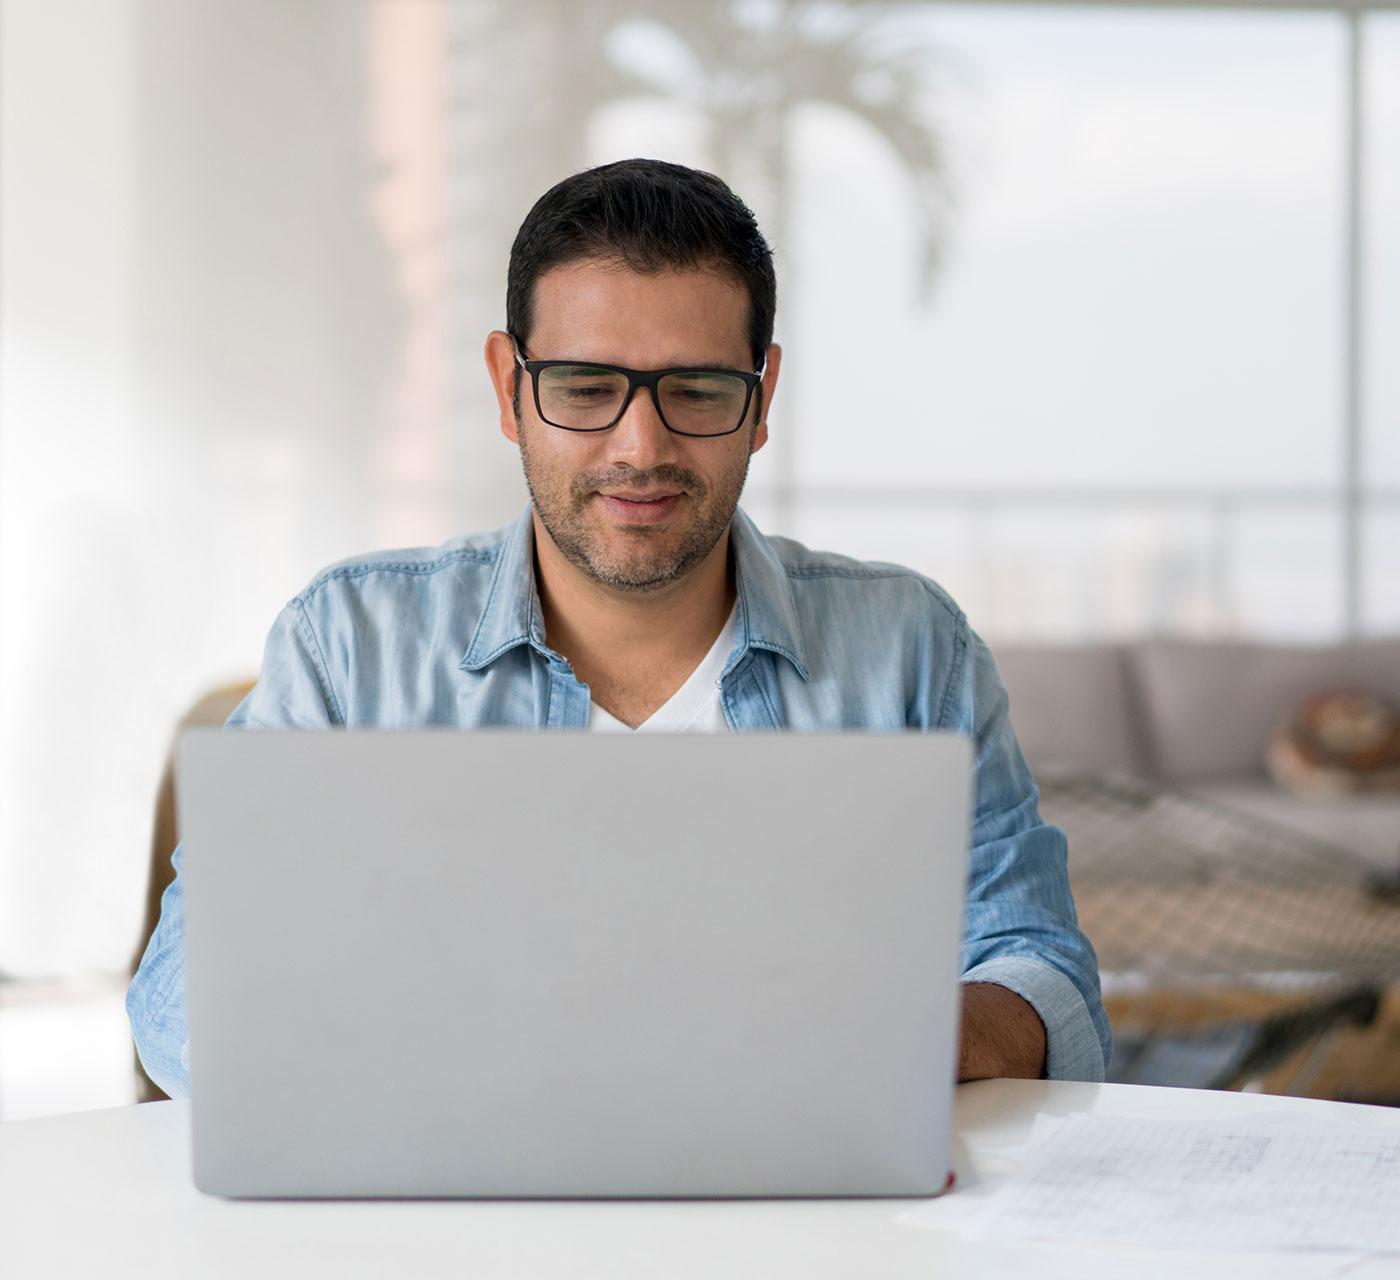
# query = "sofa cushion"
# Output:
<box><xmin>991</xmin><ymin>643</ymin><xmax>1148</xmax><ymax>778</ymax></box>
<box><xmin>1135</xmin><ymin>638</ymin><xmax>1400</xmax><ymax>783</ymax></box>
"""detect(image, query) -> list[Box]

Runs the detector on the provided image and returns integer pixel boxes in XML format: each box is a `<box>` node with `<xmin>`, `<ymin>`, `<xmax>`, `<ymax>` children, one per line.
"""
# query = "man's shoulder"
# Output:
<box><xmin>753</xmin><ymin>523</ymin><xmax>966</xmax><ymax>632</ymax></box>
<box><xmin>291</xmin><ymin>523</ymin><xmax>511</xmax><ymax>610</ymax></box>
<box><xmin>734</xmin><ymin>514</ymin><xmax>976</xmax><ymax>729</ymax></box>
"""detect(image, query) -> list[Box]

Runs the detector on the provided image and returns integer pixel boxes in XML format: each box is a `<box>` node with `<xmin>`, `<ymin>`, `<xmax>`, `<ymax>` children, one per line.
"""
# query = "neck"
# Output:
<box><xmin>531</xmin><ymin>513</ymin><xmax>735</xmax><ymax>707</ymax></box>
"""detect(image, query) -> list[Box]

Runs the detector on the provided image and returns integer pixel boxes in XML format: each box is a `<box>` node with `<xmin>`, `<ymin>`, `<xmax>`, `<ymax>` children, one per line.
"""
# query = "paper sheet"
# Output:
<box><xmin>961</xmin><ymin>1112</ymin><xmax>1400</xmax><ymax>1253</ymax></box>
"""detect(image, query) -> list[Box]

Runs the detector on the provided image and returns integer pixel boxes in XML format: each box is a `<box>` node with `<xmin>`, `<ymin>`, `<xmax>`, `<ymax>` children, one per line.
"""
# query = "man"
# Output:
<box><xmin>128</xmin><ymin>158</ymin><xmax>1110</xmax><ymax>1099</ymax></box>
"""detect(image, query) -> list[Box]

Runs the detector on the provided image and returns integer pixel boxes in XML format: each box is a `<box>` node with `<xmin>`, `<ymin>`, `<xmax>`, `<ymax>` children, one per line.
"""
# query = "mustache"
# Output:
<box><xmin>571</xmin><ymin>464</ymin><xmax>707</xmax><ymax>500</ymax></box>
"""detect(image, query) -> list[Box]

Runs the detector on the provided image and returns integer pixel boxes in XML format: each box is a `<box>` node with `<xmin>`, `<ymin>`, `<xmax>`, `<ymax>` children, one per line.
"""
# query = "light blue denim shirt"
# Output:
<box><xmin>128</xmin><ymin>503</ymin><xmax>1110</xmax><ymax>1097</ymax></box>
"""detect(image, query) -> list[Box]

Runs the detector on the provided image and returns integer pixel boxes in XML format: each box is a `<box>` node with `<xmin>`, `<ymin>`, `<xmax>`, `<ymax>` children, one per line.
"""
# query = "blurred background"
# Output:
<box><xmin>1</xmin><ymin>0</ymin><xmax>1397</xmax><ymax>1118</ymax></box>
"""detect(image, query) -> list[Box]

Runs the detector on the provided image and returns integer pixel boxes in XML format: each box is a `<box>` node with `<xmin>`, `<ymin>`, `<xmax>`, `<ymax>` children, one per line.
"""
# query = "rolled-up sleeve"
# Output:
<box><xmin>126</xmin><ymin>598</ymin><xmax>340</xmax><ymax>1098</ymax></box>
<box><xmin>126</xmin><ymin>840</ymin><xmax>194</xmax><ymax>1097</ymax></box>
<box><xmin>944</xmin><ymin>621</ymin><xmax>1111</xmax><ymax>1081</ymax></box>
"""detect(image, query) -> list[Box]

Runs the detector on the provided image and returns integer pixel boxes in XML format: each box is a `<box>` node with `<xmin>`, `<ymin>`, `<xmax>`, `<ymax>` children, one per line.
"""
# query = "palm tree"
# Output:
<box><xmin>613</xmin><ymin>0</ymin><xmax>956</xmax><ymax>296</ymax></box>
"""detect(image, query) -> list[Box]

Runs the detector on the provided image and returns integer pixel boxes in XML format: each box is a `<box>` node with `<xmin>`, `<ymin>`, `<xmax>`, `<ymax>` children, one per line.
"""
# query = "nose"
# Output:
<box><xmin>603</xmin><ymin>384</ymin><xmax>677</xmax><ymax>471</ymax></box>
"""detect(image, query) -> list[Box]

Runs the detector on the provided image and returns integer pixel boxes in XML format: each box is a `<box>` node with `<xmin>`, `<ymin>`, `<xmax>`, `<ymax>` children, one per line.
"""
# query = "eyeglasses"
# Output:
<box><xmin>511</xmin><ymin>335</ymin><xmax>765</xmax><ymax>438</ymax></box>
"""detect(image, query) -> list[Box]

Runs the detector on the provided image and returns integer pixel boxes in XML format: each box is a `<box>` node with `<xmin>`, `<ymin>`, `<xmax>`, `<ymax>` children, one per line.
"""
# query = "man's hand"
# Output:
<box><xmin>957</xmin><ymin>981</ymin><xmax>1048</xmax><ymax>1081</ymax></box>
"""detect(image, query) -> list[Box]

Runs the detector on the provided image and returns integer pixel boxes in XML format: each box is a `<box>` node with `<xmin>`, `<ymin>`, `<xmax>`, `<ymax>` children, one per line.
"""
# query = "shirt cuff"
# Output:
<box><xmin>961</xmin><ymin>955</ymin><xmax>1107</xmax><ymax>1082</ymax></box>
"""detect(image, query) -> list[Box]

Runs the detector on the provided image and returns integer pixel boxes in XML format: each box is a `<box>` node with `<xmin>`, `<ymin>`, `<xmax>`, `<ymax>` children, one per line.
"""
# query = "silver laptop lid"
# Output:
<box><xmin>179</xmin><ymin>730</ymin><xmax>971</xmax><ymax>1198</ymax></box>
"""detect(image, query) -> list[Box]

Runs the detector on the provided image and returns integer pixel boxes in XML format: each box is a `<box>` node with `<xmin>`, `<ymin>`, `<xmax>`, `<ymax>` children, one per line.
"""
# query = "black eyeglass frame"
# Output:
<box><xmin>511</xmin><ymin>335</ymin><xmax>766</xmax><ymax>438</ymax></box>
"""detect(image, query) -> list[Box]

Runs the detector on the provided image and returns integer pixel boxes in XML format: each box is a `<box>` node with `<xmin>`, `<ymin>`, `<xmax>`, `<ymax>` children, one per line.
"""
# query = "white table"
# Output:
<box><xmin>4</xmin><ymin>1080</ymin><xmax>1399</xmax><ymax>1279</ymax></box>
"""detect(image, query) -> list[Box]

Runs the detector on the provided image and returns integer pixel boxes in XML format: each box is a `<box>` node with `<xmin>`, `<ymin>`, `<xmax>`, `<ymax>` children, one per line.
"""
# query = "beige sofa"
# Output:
<box><xmin>993</xmin><ymin>637</ymin><xmax>1400</xmax><ymax>873</ymax></box>
<box><xmin>992</xmin><ymin>637</ymin><xmax>1400</xmax><ymax>1098</ymax></box>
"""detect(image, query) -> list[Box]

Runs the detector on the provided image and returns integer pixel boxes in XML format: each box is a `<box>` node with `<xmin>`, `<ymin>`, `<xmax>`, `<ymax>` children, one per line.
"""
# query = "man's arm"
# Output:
<box><xmin>958</xmin><ymin>981</ymin><xmax>1047</xmax><ymax>1081</ymax></box>
<box><xmin>948</xmin><ymin>623</ymin><xmax>1112</xmax><ymax>1082</ymax></box>
<box><xmin>126</xmin><ymin>597</ymin><xmax>341</xmax><ymax>1098</ymax></box>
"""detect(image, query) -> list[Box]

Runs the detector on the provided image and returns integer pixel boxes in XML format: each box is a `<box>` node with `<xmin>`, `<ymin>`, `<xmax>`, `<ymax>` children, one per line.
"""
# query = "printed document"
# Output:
<box><xmin>959</xmin><ymin>1112</ymin><xmax>1400</xmax><ymax>1252</ymax></box>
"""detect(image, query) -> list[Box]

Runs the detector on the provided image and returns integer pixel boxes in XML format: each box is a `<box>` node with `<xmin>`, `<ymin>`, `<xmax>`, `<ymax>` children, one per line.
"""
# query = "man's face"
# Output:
<box><xmin>488</xmin><ymin>258</ymin><xmax>777</xmax><ymax>593</ymax></box>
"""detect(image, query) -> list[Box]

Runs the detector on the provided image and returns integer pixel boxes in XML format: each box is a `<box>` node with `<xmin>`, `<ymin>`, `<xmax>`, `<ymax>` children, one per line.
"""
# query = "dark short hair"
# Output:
<box><xmin>506</xmin><ymin>158</ymin><xmax>776</xmax><ymax>371</ymax></box>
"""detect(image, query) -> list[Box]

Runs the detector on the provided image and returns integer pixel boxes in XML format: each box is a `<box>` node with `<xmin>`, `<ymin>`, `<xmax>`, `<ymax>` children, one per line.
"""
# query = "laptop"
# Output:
<box><xmin>178</xmin><ymin>729</ymin><xmax>971</xmax><ymax>1198</ymax></box>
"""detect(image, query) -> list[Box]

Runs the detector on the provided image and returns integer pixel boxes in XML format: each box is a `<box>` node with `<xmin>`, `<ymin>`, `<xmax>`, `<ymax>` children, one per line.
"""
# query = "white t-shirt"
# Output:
<box><xmin>588</xmin><ymin>604</ymin><xmax>736</xmax><ymax>734</ymax></box>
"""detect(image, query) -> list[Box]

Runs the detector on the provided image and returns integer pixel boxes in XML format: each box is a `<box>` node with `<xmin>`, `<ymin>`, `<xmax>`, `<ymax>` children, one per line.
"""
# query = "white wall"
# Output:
<box><xmin>0</xmin><ymin>0</ymin><xmax>526</xmax><ymax>975</ymax></box>
<box><xmin>1</xmin><ymin>0</ymin><xmax>145</xmax><ymax>975</ymax></box>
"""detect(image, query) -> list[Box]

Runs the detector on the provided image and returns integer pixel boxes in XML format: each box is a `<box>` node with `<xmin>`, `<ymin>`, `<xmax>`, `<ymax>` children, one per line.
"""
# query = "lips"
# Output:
<box><xmin>597</xmin><ymin>491</ymin><xmax>684</xmax><ymax>525</ymax></box>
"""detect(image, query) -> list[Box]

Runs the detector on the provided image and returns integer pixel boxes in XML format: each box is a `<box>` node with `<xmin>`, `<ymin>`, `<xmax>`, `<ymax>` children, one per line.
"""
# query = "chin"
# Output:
<box><xmin>597</xmin><ymin>558</ymin><xmax>681</xmax><ymax>589</ymax></box>
<box><xmin>584</xmin><ymin>546</ymin><xmax>689</xmax><ymax>592</ymax></box>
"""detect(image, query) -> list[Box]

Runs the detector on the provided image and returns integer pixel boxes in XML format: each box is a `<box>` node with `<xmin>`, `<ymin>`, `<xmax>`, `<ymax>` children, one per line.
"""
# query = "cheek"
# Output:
<box><xmin>520</xmin><ymin>424</ymin><xmax>607</xmax><ymax>485</ymax></box>
<box><xmin>687</xmin><ymin>445</ymin><xmax>749</xmax><ymax>498</ymax></box>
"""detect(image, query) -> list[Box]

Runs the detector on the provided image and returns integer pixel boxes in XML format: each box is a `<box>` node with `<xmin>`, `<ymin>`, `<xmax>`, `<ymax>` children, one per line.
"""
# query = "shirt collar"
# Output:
<box><xmin>727</xmin><ymin>505</ymin><xmax>809</xmax><ymax>680</ymax></box>
<box><xmin>460</xmin><ymin>502</ymin><xmax>809</xmax><ymax>681</ymax></box>
<box><xmin>460</xmin><ymin>505</ymin><xmax>550</xmax><ymax>671</ymax></box>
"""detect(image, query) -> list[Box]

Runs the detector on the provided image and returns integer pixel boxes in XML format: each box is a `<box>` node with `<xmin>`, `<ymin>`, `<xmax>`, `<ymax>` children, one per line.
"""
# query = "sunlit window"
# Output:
<box><xmin>593</xmin><ymin>4</ymin><xmax>1359</xmax><ymax>640</ymax></box>
<box><xmin>1365</xmin><ymin>14</ymin><xmax>1400</xmax><ymax>631</ymax></box>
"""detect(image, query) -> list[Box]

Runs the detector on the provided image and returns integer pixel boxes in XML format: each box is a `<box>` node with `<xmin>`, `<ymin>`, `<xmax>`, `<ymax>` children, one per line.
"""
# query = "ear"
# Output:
<box><xmin>750</xmin><ymin>342</ymin><xmax>781</xmax><ymax>455</ymax></box>
<box><xmin>484</xmin><ymin>330</ymin><xmax>522</xmax><ymax>443</ymax></box>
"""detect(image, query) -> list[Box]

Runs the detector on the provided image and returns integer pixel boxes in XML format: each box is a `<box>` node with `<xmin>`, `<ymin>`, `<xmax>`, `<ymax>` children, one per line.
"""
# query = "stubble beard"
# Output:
<box><xmin>518</xmin><ymin>423</ymin><xmax>753</xmax><ymax>594</ymax></box>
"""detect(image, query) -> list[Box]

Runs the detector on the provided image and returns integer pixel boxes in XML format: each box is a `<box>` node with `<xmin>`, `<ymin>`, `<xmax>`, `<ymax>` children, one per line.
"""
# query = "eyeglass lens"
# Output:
<box><xmin>536</xmin><ymin>365</ymin><xmax>749</xmax><ymax>435</ymax></box>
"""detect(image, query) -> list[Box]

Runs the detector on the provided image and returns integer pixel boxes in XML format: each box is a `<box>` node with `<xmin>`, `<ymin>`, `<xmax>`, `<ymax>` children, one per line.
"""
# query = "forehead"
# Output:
<box><xmin>527</xmin><ymin>257</ymin><xmax>752</xmax><ymax>367</ymax></box>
